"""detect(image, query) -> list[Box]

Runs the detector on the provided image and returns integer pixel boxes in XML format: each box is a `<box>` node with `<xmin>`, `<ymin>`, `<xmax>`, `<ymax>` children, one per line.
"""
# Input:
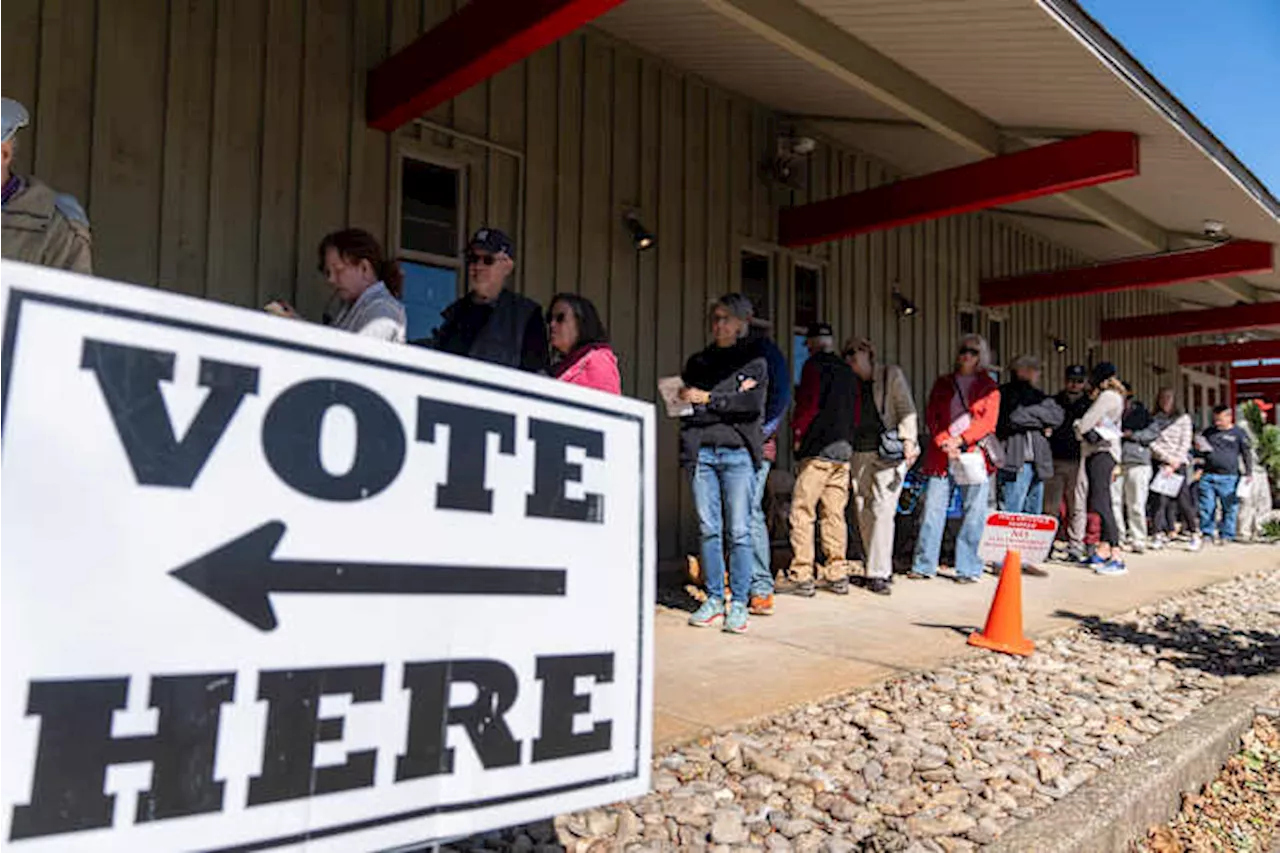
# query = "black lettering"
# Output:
<box><xmin>247</xmin><ymin>665</ymin><xmax>382</xmax><ymax>806</ymax></box>
<box><xmin>525</xmin><ymin>419</ymin><xmax>605</xmax><ymax>522</ymax></box>
<box><xmin>81</xmin><ymin>339</ymin><xmax>259</xmax><ymax>488</ymax></box>
<box><xmin>262</xmin><ymin>380</ymin><xmax>405</xmax><ymax>501</ymax></box>
<box><xmin>396</xmin><ymin>660</ymin><xmax>521</xmax><ymax>781</ymax></box>
<box><xmin>10</xmin><ymin>673</ymin><xmax>234</xmax><ymax>840</ymax></box>
<box><xmin>416</xmin><ymin>400</ymin><xmax>516</xmax><ymax>513</ymax></box>
<box><xmin>532</xmin><ymin>654</ymin><xmax>614</xmax><ymax>762</ymax></box>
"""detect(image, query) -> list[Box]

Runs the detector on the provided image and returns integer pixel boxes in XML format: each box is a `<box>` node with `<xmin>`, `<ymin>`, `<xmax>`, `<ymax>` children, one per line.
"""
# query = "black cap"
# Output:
<box><xmin>1090</xmin><ymin>361</ymin><xmax>1118</xmax><ymax>387</ymax></box>
<box><xmin>805</xmin><ymin>322</ymin><xmax>833</xmax><ymax>339</ymax></box>
<box><xmin>1065</xmin><ymin>364</ymin><xmax>1087</xmax><ymax>381</ymax></box>
<box><xmin>468</xmin><ymin>227</ymin><xmax>515</xmax><ymax>260</ymax></box>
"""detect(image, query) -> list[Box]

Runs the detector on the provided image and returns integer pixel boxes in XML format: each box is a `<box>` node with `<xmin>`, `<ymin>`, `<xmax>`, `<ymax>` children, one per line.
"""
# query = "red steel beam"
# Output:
<box><xmin>1180</xmin><ymin>340</ymin><xmax>1280</xmax><ymax>364</ymax></box>
<box><xmin>1233</xmin><ymin>381</ymin><xmax>1280</xmax><ymax>400</ymax></box>
<box><xmin>778</xmin><ymin>131</ymin><xmax>1139</xmax><ymax>248</ymax></box>
<box><xmin>1102</xmin><ymin>302</ymin><xmax>1280</xmax><ymax>342</ymax></box>
<box><xmin>980</xmin><ymin>240</ymin><xmax>1273</xmax><ymax>307</ymax></box>
<box><xmin>1230</xmin><ymin>363</ymin><xmax>1280</xmax><ymax>383</ymax></box>
<box><xmin>367</xmin><ymin>0</ymin><xmax>626</xmax><ymax>132</ymax></box>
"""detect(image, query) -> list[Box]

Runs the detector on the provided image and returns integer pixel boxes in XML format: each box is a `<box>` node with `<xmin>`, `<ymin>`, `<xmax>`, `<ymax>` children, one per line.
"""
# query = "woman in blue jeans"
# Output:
<box><xmin>679</xmin><ymin>293</ymin><xmax>768</xmax><ymax>634</ymax></box>
<box><xmin>910</xmin><ymin>335</ymin><xmax>1001</xmax><ymax>583</ymax></box>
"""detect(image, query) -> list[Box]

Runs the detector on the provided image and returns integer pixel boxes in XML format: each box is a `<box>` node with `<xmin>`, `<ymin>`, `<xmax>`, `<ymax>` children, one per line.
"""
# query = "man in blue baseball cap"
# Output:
<box><xmin>2</xmin><ymin>97</ymin><xmax>93</xmax><ymax>274</ymax></box>
<box><xmin>422</xmin><ymin>226</ymin><xmax>547</xmax><ymax>373</ymax></box>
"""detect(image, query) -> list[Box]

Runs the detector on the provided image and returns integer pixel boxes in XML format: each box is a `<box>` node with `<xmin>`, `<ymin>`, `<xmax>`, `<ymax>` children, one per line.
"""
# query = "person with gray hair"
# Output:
<box><xmin>1</xmin><ymin>97</ymin><xmax>92</xmax><ymax>273</ymax></box>
<box><xmin>679</xmin><ymin>293</ymin><xmax>769</xmax><ymax>634</ymax></box>
<box><xmin>995</xmin><ymin>354</ymin><xmax>1063</xmax><ymax>515</ymax></box>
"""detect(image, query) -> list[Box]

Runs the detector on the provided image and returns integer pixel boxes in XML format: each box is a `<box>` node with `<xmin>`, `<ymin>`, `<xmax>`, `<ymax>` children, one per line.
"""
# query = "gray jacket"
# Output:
<box><xmin>1120</xmin><ymin>400</ymin><xmax>1160</xmax><ymax>466</ymax></box>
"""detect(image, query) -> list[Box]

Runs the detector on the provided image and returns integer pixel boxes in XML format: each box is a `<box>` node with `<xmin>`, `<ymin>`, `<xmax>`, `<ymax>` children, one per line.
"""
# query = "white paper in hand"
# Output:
<box><xmin>658</xmin><ymin>376</ymin><xmax>693</xmax><ymax>418</ymax></box>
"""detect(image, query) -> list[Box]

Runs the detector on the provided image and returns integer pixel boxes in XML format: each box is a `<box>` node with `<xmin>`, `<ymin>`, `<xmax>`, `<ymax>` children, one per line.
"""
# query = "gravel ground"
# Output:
<box><xmin>1134</xmin><ymin>711</ymin><xmax>1280</xmax><ymax>853</ymax></box>
<box><xmin>451</xmin><ymin>566</ymin><xmax>1280</xmax><ymax>853</ymax></box>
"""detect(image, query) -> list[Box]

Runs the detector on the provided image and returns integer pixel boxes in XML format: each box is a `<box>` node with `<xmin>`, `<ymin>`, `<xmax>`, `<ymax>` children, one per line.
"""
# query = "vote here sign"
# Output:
<box><xmin>0</xmin><ymin>261</ymin><xmax>656</xmax><ymax>851</ymax></box>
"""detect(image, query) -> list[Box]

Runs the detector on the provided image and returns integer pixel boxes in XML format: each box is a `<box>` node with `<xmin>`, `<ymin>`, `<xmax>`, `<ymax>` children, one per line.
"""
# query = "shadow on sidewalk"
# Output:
<box><xmin>1052</xmin><ymin>609</ymin><xmax>1280</xmax><ymax>677</ymax></box>
<box><xmin>912</xmin><ymin>621</ymin><xmax>980</xmax><ymax>637</ymax></box>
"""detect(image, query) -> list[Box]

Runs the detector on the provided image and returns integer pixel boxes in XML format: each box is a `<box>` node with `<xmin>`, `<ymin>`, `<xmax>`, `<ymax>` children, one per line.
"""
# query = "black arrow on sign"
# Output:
<box><xmin>169</xmin><ymin>521</ymin><xmax>567</xmax><ymax>632</ymax></box>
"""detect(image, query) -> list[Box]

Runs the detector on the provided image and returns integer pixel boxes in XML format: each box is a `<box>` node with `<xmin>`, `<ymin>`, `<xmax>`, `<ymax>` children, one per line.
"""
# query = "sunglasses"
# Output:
<box><xmin>466</xmin><ymin>252</ymin><xmax>501</xmax><ymax>266</ymax></box>
<box><xmin>958</xmin><ymin>347</ymin><xmax>980</xmax><ymax>357</ymax></box>
<box><xmin>548</xmin><ymin>311</ymin><xmax>571</xmax><ymax>325</ymax></box>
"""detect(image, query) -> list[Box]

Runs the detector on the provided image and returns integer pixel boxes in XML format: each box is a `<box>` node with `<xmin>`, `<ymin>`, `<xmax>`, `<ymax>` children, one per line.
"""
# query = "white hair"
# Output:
<box><xmin>956</xmin><ymin>333</ymin><xmax>992</xmax><ymax>370</ymax></box>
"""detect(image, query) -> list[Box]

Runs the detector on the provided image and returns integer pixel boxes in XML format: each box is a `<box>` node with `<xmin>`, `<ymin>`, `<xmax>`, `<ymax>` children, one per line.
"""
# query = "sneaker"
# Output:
<box><xmin>828</xmin><ymin>577</ymin><xmax>851</xmax><ymax>596</ymax></box>
<box><xmin>1087</xmin><ymin>553</ymin><xmax>1107</xmax><ymax>568</ymax></box>
<box><xmin>955</xmin><ymin>574</ymin><xmax>983</xmax><ymax>585</ymax></box>
<box><xmin>907</xmin><ymin>571</ymin><xmax>934</xmax><ymax>580</ymax></box>
<box><xmin>1130</xmin><ymin>541</ymin><xmax>1146</xmax><ymax>554</ymax></box>
<box><xmin>748</xmin><ymin>594</ymin><xmax>775</xmax><ymax>616</ymax></box>
<box><xmin>1187</xmin><ymin>534</ymin><xmax>1203</xmax><ymax>552</ymax></box>
<box><xmin>722</xmin><ymin>601</ymin><xmax>749</xmax><ymax>634</ymax></box>
<box><xmin>1094</xmin><ymin>558</ymin><xmax>1127</xmax><ymax>576</ymax></box>
<box><xmin>866</xmin><ymin>578</ymin><xmax>892</xmax><ymax>596</ymax></box>
<box><xmin>790</xmin><ymin>580</ymin><xmax>817</xmax><ymax>598</ymax></box>
<box><xmin>688</xmin><ymin>598</ymin><xmax>725</xmax><ymax>628</ymax></box>
<box><xmin>1150</xmin><ymin>534</ymin><xmax>1167</xmax><ymax>550</ymax></box>
<box><xmin>1213</xmin><ymin>535</ymin><xmax>1227</xmax><ymax>547</ymax></box>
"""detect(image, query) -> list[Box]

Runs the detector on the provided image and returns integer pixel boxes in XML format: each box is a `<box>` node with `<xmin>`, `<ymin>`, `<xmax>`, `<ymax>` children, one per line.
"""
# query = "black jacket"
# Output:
<box><xmin>1196</xmin><ymin>425</ymin><xmax>1250</xmax><ymax>476</ymax></box>
<box><xmin>1120</xmin><ymin>400</ymin><xmax>1160</xmax><ymax>466</ymax></box>
<box><xmin>795</xmin><ymin>351</ymin><xmax>858</xmax><ymax>461</ymax></box>
<box><xmin>679</xmin><ymin>341</ymin><xmax>768</xmax><ymax>470</ymax></box>
<box><xmin>427</xmin><ymin>289</ymin><xmax>548</xmax><ymax>373</ymax></box>
<box><xmin>996</xmin><ymin>379</ymin><xmax>1064</xmax><ymax>480</ymax></box>
<box><xmin>1049</xmin><ymin>390</ymin><xmax>1091</xmax><ymax>461</ymax></box>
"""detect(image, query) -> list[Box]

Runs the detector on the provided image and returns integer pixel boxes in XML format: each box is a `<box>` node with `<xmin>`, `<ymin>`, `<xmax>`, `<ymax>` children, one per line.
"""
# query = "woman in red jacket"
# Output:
<box><xmin>909</xmin><ymin>334</ymin><xmax>1001</xmax><ymax>583</ymax></box>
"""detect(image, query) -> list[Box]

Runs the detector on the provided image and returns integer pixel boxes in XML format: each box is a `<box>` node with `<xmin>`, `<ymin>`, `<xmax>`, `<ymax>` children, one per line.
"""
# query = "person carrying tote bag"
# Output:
<box><xmin>909</xmin><ymin>334</ymin><xmax>1000</xmax><ymax>584</ymax></box>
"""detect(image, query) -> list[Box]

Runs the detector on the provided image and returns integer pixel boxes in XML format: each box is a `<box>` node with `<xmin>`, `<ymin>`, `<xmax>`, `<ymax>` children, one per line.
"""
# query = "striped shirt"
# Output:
<box><xmin>1150</xmin><ymin>412</ymin><xmax>1193</xmax><ymax>466</ymax></box>
<box><xmin>331</xmin><ymin>281</ymin><xmax>406</xmax><ymax>343</ymax></box>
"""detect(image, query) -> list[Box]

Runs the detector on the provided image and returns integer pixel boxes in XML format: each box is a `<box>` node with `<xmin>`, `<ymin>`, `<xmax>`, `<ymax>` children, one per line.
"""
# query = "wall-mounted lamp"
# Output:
<box><xmin>892</xmin><ymin>287</ymin><xmax>917</xmax><ymax>318</ymax></box>
<box><xmin>1146</xmin><ymin>359</ymin><xmax>1168</xmax><ymax>376</ymax></box>
<box><xmin>1052</xmin><ymin>337</ymin><xmax>1068</xmax><ymax>354</ymax></box>
<box><xmin>624</xmin><ymin>212</ymin><xmax>655</xmax><ymax>251</ymax></box>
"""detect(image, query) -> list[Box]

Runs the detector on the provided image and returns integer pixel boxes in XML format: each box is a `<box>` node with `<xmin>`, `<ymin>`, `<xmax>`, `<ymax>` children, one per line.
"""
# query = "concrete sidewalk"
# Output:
<box><xmin>652</xmin><ymin>543</ymin><xmax>1280</xmax><ymax>748</ymax></box>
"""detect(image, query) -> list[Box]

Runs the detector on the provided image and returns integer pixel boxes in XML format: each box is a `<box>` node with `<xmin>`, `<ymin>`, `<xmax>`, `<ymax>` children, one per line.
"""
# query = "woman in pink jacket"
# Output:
<box><xmin>546</xmin><ymin>292</ymin><xmax>621</xmax><ymax>394</ymax></box>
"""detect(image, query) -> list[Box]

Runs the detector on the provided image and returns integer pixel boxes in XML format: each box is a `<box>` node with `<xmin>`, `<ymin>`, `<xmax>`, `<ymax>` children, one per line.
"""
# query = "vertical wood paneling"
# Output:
<box><xmin>2</xmin><ymin>0</ymin><xmax>43</xmax><ymax>177</ymax></box>
<box><xmin>256</xmin><ymin>0</ymin><xmax>304</xmax><ymax>308</ymax></box>
<box><xmin>706</xmin><ymin>91</ymin><xmax>730</xmax><ymax>313</ymax></box>
<box><xmin>609</xmin><ymin>52</ymin><xmax>641</xmax><ymax>395</ymax></box>
<box><xmin>553</xmin><ymin>35</ymin><xmax>584</xmax><ymax>294</ymax></box>
<box><xmin>634</xmin><ymin>60</ymin><xmax>661</xmax><ymax>405</ymax></box>
<box><xmin>523</xmin><ymin>45</ymin><xmax>558</xmax><ymax>309</ymax></box>
<box><xmin>656</xmin><ymin>69</ymin><xmax>685</xmax><ymax>560</ymax></box>
<box><xmin>34</xmin><ymin>0</ymin><xmax>96</xmax><ymax>203</ymax></box>
<box><xmin>346</xmin><ymin>0</ymin><xmax>390</xmax><ymax>238</ymax></box>
<box><xmin>681</xmin><ymin>83</ymin><xmax>708</xmax><ymax>360</ymax></box>
<box><xmin>579</xmin><ymin>39</ymin><xmax>612</xmax><ymax>312</ymax></box>
<box><xmin>487</xmin><ymin>62</ymin><xmax>524</xmax><ymax>248</ymax></box>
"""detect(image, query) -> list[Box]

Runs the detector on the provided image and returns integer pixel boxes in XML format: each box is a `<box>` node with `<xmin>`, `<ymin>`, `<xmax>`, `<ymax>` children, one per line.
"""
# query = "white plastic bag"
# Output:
<box><xmin>1236</xmin><ymin>476</ymin><xmax>1253</xmax><ymax>499</ymax></box>
<box><xmin>949</xmin><ymin>451</ymin><xmax>988</xmax><ymax>485</ymax></box>
<box><xmin>1150</xmin><ymin>470</ymin><xmax>1184</xmax><ymax>497</ymax></box>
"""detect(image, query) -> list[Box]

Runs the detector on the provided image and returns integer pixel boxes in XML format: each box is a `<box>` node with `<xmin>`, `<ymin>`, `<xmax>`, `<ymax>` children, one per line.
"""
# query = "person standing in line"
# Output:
<box><xmin>545</xmin><ymin>293</ymin><xmax>620</xmax><ymax>393</ymax></box>
<box><xmin>1149</xmin><ymin>388</ymin><xmax>1200</xmax><ymax>551</ymax></box>
<box><xmin>425</xmin><ymin>228</ymin><xmax>548</xmax><ymax>373</ymax></box>
<box><xmin>746</xmin><ymin>313</ymin><xmax>791</xmax><ymax>616</ymax></box>
<box><xmin>845</xmin><ymin>337</ymin><xmax>917</xmax><ymax>596</ymax></box>
<box><xmin>1194</xmin><ymin>405</ymin><xmax>1251</xmax><ymax>545</ymax></box>
<box><xmin>1074</xmin><ymin>362</ymin><xmax>1126</xmax><ymax>575</ymax></box>
<box><xmin>680</xmin><ymin>294</ymin><xmax>768</xmax><ymax>634</ymax></box>
<box><xmin>1</xmin><ymin>98</ymin><xmax>92</xmax><ymax>273</ymax></box>
<box><xmin>995</xmin><ymin>355</ymin><xmax>1063</xmax><ymax>514</ymax></box>
<box><xmin>1043</xmin><ymin>365</ymin><xmax>1092</xmax><ymax>562</ymax></box>
<box><xmin>787</xmin><ymin>323</ymin><xmax>858</xmax><ymax>597</ymax></box>
<box><xmin>1235</xmin><ymin>402</ymin><xmax>1274</xmax><ymax>543</ymax></box>
<box><xmin>910</xmin><ymin>334</ymin><xmax>1000</xmax><ymax>584</ymax></box>
<box><xmin>1112</xmin><ymin>383</ymin><xmax>1159</xmax><ymax>553</ymax></box>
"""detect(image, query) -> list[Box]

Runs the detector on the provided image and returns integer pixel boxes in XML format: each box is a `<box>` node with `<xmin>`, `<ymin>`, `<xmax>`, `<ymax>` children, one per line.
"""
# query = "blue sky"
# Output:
<box><xmin>1079</xmin><ymin>0</ymin><xmax>1280</xmax><ymax>197</ymax></box>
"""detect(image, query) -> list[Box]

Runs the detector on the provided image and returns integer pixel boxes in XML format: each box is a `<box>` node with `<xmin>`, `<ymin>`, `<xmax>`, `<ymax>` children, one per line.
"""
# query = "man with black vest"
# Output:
<box><xmin>425</xmin><ymin>228</ymin><xmax>548</xmax><ymax>373</ymax></box>
<box><xmin>787</xmin><ymin>322</ymin><xmax>857</xmax><ymax>597</ymax></box>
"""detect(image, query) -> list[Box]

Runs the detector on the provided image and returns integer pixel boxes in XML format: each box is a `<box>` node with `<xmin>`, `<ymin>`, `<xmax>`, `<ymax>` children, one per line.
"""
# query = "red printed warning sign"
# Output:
<box><xmin>978</xmin><ymin>512</ymin><xmax>1059</xmax><ymax>565</ymax></box>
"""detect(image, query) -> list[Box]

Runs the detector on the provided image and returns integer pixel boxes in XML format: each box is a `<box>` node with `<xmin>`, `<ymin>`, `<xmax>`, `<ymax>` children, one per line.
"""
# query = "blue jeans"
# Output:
<box><xmin>750</xmin><ymin>459</ymin><xmax>774</xmax><ymax>596</ymax></box>
<box><xmin>1198</xmin><ymin>473</ymin><xmax>1240</xmax><ymax>540</ymax></box>
<box><xmin>691</xmin><ymin>447</ymin><xmax>755</xmax><ymax>603</ymax></box>
<box><xmin>998</xmin><ymin>462</ymin><xmax>1044</xmax><ymax>515</ymax></box>
<box><xmin>912</xmin><ymin>475</ymin><xmax>990</xmax><ymax>579</ymax></box>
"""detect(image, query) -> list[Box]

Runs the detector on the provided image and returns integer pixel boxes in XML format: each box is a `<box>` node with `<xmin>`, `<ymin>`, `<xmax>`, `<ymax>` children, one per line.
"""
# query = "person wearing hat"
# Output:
<box><xmin>1</xmin><ymin>98</ymin><xmax>92</xmax><ymax>274</ymax></box>
<box><xmin>1044</xmin><ymin>364</ymin><xmax>1092</xmax><ymax>562</ymax></box>
<box><xmin>787</xmin><ymin>321</ymin><xmax>858</xmax><ymax>597</ymax></box>
<box><xmin>995</xmin><ymin>354</ymin><xmax>1063</xmax><ymax>515</ymax></box>
<box><xmin>424</xmin><ymin>227</ymin><xmax>547</xmax><ymax>373</ymax></box>
<box><xmin>1074</xmin><ymin>362</ymin><xmax>1127</xmax><ymax>574</ymax></box>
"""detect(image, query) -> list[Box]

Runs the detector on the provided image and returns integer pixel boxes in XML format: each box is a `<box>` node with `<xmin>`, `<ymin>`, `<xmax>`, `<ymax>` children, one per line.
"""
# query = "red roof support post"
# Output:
<box><xmin>1179</xmin><ymin>340</ymin><xmax>1280</xmax><ymax>365</ymax></box>
<box><xmin>1101</xmin><ymin>302</ymin><xmax>1280</xmax><ymax>342</ymax></box>
<box><xmin>778</xmin><ymin>131</ymin><xmax>1139</xmax><ymax>248</ymax></box>
<box><xmin>367</xmin><ymin>0</ymin><xmax>627</xmax><ymax>132</ymax></box>
<box><xmin>980</xmin><ymin>240</ymin><xmax>1273</xmax><ymax>307</ymax></box>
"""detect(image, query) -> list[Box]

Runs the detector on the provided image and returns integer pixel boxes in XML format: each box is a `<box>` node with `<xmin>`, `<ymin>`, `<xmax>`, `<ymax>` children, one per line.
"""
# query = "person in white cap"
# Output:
<box><xmin>1</xmin><ymin>97</ymin><xmax>92</xmax><ymax>273</ymax></box>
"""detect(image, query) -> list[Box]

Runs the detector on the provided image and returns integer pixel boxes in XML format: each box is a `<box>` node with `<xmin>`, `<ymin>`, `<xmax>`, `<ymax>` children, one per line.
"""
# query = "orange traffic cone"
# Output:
<box><xmin>968</xmin><ymin>550</ymin><xmax>1035</xmax><ymax>656</ymax></box>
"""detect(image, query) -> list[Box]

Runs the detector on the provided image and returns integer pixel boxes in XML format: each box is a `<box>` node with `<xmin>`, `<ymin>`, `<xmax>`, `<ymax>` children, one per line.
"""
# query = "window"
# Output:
<box><xmin>987</xmin><ymin>317</ymin><xmax>1005</xmax><ymax>378</ymax></box>
<box><xmin>396</xmin><ymin>154</ymin><xmax>464</xmax><ymax>343</ymax></box>
<box><xmin>793</xmin><ymin>264</ymin><xmax>821</xmax><ymax>386</ymax></box>
<box><xmin>958</xmin><ymin>307</ymin><xmax>977</xmax><ymax>337</ymax></box>
<box><xmin>740</xmin><ymin>251</ymin><xmax>772</xmax><ymax>324</ymax></box>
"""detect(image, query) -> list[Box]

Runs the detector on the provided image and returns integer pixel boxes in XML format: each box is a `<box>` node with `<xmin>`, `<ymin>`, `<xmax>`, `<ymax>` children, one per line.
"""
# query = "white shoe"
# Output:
<box><xmin>1187</xmin><ymin>535</ymin><xmax>1203</xmax><ymax>552</ymax></box>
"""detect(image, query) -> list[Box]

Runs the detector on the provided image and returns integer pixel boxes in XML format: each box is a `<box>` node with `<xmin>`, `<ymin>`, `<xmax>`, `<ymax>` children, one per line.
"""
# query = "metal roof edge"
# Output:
<box><xmin>1038</xmin><ymin>0</ymin><xmax>1280</xmax><ymax>223</ymax></box>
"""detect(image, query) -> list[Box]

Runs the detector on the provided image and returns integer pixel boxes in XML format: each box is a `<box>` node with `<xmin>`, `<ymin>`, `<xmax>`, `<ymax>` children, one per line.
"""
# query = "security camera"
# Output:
<box><xmin>1202</xmin><ymin>219</ymin><xmax>1226</xmax><ymax>238</ymax></box>
<box><xmin>790</xmin><ymin>136</ymin><xmax>817</xmax><ymax>155</ymax></box>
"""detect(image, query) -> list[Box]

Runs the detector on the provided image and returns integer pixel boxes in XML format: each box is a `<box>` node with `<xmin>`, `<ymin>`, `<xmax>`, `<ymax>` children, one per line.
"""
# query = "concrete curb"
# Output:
<box><xmin>988</xmin><ymin>673</ymin><xmax>1280</xmax><ymax>853</ymax></box>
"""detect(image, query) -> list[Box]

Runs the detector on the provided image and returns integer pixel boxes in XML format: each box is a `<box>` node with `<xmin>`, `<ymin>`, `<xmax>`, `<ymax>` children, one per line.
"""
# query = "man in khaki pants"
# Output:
<box><xmin>845</xmin><ymin>338</ymin><xmax>918</xmax><ymax>596</ymax></box>
<box><xmin>788</xmin><ymin>323</ymin><xmax>857</xmax><ymax>596</ymax></box>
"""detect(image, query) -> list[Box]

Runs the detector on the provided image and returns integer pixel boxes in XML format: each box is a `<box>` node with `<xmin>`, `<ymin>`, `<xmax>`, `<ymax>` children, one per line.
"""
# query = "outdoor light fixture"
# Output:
<box><xmin>892</xmin><ymin>287</ymin><xmax>917</xmax><ymax>318</ymax></box>
<box><xmin>1052</xmin><ymin>337</ymin><xmax>1068</xmax><ymax>354</ymax></box>
<box><xmin>624</xmin><ymin>212</ymin><xmax>655</xmax><ymax>251</ymax></box>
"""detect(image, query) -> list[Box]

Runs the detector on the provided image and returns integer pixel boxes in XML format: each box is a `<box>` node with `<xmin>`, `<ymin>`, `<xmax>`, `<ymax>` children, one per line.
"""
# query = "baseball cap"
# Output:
<box><xmin>2</xmin><ymin>98</ymin><xmax>30</xmax><ymax>144</ymax></box>
<box><xmin>1065</xmin><ymin>364</ymin><xmax>1087</xmax><ymax>381</ymax></box>
<box><xmin>1090</xmin><ymin>361</ymin><xmax>1118</xmax><ymax>387</ymax></box>
<box><xmin>805</xmin><ymin>322</ymin><xmax>833</xmax><ymax>339</ymax></box>
<box><xmin>468</xmin><ymin>227</ymin><xmax>515</xmax><ymax>260</ymax></box>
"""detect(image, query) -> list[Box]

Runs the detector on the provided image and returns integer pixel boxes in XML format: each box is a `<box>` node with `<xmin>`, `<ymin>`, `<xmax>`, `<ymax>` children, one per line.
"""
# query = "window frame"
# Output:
<box><xmin>391</xmin><ymin>145</ymin><xmax>468</xmax><ymax>273</ymax></box>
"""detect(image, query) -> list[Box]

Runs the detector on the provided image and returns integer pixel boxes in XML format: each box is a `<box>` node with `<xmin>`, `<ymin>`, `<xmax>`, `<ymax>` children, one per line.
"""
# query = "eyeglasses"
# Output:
<box><xmin>466</xmin><ymin>252</ymin><xmax>500</xmax><ymax>266</ymax></box>
<box><xmin>711</xmin><ymin>313</ymin><xmax>735</xmax><ymax>325</ymax></box>
<box><xmin>958</xmin><ymin>347</ymin><xmax>980</xmax><ymax>357</ymax></box>
<box><xmin>548</xmin><ymin>311</ymin><xmax>571</xmax><ymax>325</ymax></box>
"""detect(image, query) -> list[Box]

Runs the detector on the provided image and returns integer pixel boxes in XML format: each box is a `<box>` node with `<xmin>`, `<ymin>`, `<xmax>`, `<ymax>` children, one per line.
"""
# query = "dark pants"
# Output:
<box><xmin>1086</xmin><ymin>453</ymin><xmax>1118</xmax><ymax>546</ymax></box>
<box><xmin>1153</xmin><ymin>465</ymin><xmax>1199</xmax><ymax>535</ymax></box>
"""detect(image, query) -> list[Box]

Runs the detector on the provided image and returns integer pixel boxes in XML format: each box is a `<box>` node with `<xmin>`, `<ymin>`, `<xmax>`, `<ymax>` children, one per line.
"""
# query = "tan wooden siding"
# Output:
<box><xmin>3</xmin><ymin>0</ymin><xmax>1181</xmax><ymax>566</ymax></box>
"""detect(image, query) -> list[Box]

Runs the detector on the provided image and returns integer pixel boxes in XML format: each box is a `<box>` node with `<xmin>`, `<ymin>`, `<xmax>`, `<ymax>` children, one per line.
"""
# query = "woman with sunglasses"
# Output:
<box><xmin>910</xmin><ymin>334</ymin><xmax>1000</xmax><ymax>583</ymax></box>
<box><xmin>545</xmin><ymin>293</ymin><xmax>621</xmax><ymax>394</ymax></box>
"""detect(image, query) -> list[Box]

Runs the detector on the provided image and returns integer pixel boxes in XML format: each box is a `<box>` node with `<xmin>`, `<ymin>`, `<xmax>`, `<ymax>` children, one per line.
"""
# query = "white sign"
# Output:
<box><xmin>978</xmin><ymin>512</ymin><xmax>1059</xmax><ymax>565</ymax></box>
<box><xmin>0</xmin><ymin>262</ymin><xmax>655</xmax><ymax>851</ymax></box>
